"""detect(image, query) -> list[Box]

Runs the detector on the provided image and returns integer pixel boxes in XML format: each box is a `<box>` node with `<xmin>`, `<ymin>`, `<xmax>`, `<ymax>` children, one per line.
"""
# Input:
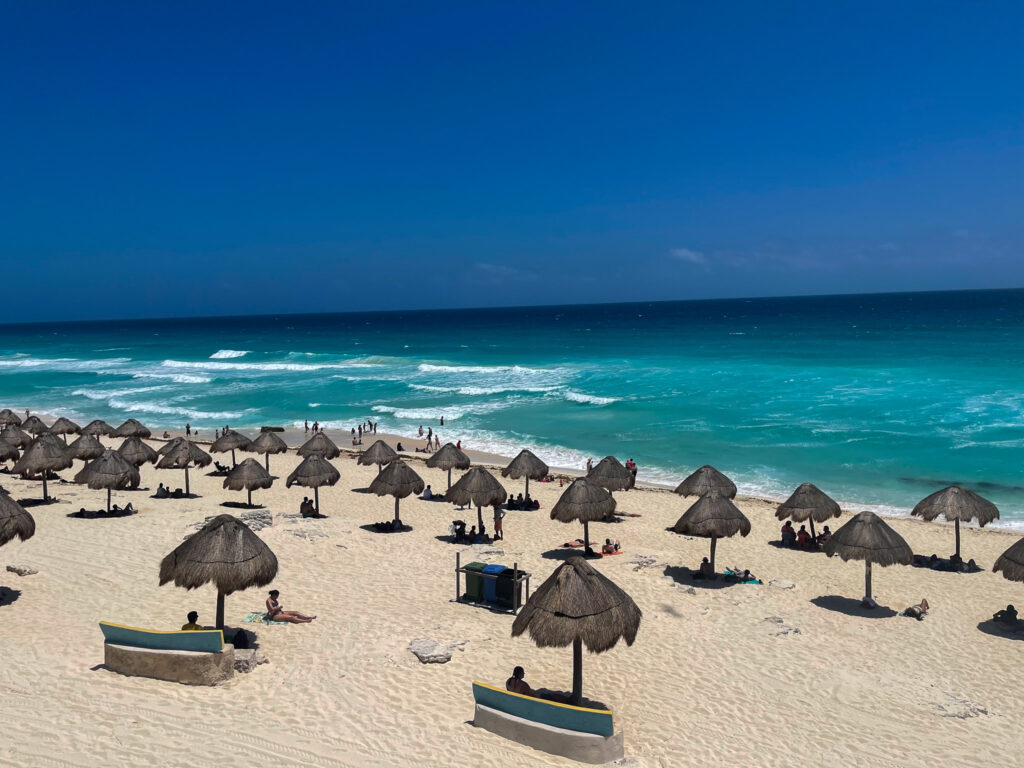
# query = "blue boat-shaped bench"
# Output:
<box><xmin>472</xmin><ymin>681</ymin><xmax>614</xmax><ymax>737</ymax></box>
<box><xmin>100</xmin><ymin>621</ymin><xmax>225</xmax><ymax>653</ymax></box>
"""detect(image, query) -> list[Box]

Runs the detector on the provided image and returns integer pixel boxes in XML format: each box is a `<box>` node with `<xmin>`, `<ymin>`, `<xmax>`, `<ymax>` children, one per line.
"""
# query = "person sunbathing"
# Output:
<box><xmin>266</xmin><ymin>590</ymin><xmax>315</xmax><ymax>623</ymax></box>
<box><xmin>601</xmin><ymin>538</ymin><xmax>620</xmax><ymax>554</ymax></box>
<box><xmin>901</xmin><ymin>599</ymin><xmax>929</xmax><ymax>620</ymax></box>
<box><xmin>993</xmin><ymin>604</ymin><xmax>1018</xmax><ymax>626</ymax></box>
<box><xmin>563</xmin><ymin>538</ymin><xmax>585</xmax><ymax>548</ymax></box>
<box><xmin>506</xmin><ymin>666</ymin><xmax>534</xmax><ymax>696</ymax></box>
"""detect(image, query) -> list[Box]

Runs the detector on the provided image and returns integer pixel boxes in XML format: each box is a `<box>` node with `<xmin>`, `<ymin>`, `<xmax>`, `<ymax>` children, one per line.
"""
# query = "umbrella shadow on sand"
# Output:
<box><xmin>221</xmin><ymin>500</ymin><xmax>264</xmax><ymax>510</ymax></box>
<box><xmin>662</xmin><ymin>564</ymin><xmax>742</xmax><ymax>590</ymax></box>
<box><xmin>0</xmin><ymin>587</ymin><xmax>21</xmax><ymax>607</ymax></box>
<box><xmin>976</xmin><ymin>619</ymin><xmax>1024</xmax><ymax>641</ymax></box>
<box><xmin>811</xmin><ymin>595</ymin><xmax>898</xmax><ymax>618</ymax></box>
<box><xmin>541</xmin><ymin>548</ymin><xmax>601</xmax><ymax>562</ymax></box>
<box><xmin>18</xmin><ymin>497</ymin><xmax>61</xmax><ymax>507</ymax></box>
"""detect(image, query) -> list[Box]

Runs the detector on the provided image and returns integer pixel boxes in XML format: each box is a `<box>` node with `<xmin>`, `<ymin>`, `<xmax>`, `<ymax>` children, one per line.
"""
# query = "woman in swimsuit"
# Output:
<box><xmin>266</xmin><ymin>589</ymin><xmax>316</xmax><ymax>623</ymax></box>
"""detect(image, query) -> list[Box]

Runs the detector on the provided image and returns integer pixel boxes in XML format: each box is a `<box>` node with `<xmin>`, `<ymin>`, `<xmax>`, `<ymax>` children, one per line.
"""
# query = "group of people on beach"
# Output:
<box><xmin>780</xmin><ymin>521</ymin><xmax>832</xmax><ymax>549</ymax></box>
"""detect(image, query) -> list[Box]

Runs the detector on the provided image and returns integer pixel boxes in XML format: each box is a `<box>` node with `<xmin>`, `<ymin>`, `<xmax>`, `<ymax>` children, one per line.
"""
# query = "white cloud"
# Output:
<box><xmin>669</xmin><ymin>247</ymin><xmax>707</xmax><ymax>265</ymax></box>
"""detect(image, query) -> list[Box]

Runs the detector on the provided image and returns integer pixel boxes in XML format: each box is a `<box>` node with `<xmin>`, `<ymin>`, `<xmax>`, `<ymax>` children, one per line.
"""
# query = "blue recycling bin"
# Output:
<box><xmin>482</xmin><ymin>564</ymin><xmax>506</xmax><ymax>603</ymax></box>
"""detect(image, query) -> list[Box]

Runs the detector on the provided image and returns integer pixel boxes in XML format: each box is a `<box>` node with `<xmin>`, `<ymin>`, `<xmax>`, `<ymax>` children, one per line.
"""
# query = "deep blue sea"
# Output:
<box><xmin>3</xmin><ymin>289</ymin><xmax>1024</xmax><ymax>525</ymax></box>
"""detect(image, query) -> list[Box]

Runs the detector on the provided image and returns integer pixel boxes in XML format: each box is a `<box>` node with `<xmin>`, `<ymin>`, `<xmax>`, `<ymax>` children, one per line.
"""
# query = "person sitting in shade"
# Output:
<box><xmin>901</xmin><ymin>598</ymin><xmax>930</xmax><ymax>621</ymax></box>
<box><xmin>693</xmin><ymin>557</ymin><xmax>714</xmax><ymax>580</ymax></box>
<box><xmin>155</xmin><ymin>483</ymin><xmax>169</xmax><ymax>499</ymax></box>
<box><xmin>181</xmin><ymin>611</ymin><xmax>203</xmax><ymax>631</ymax></box>
<box><xmin>422</xmin><ymin>485</ymin><xmax>433</xmax><ymax>501</ymax></box>
<box><xmin>780</xmin><ymin>521</ymin><xmax>796</xmax><ymax>546</ymax></box>
<box><xmin>396</xmin><ymin>442</ymin><xmax>404</xmax><ymax>451</ymax></box>
<box><xmin>506</xmin><ymin>666</ymin><xmax>534</xmax><ymax>696</ymax></box>
<box><xmin>993</xmin><ymin>604</ymin><xmax>1018</xmax><ymax>626</ymax></box>
<box><xmin>816</xmin><ymin>526</ymin><xmax>832</xmax><ymax>545</ymax></box>
<box><xmin>796</xmin><ymin>525</ymin><xmax>812</xmax><ymax>548</ymax></box>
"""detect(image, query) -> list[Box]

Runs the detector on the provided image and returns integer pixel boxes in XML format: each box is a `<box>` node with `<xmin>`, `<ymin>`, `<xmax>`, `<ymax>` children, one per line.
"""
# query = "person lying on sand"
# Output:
<box><xmin>993</xmin><ymin>604</ymin><xmax>1018</xmax><ymax>626</ymax></box>
<box><xmin>506</xmin><ymin>666</ymin><xmax>534</xmax><ymax>696</ymax></box>
<box><xmin>266</xmin><ymin>589</ymin><xmax>315</xmax><ymax>624</ymax></box>
<box><xmin>563</xmin><ymin>538</ymin><xmax>585</xmax><ymax>548</ymax></box>
<box><xmin>901</xmin><ymin>599</ymin><xmax>929</xmax><ymax>620</ymax></box>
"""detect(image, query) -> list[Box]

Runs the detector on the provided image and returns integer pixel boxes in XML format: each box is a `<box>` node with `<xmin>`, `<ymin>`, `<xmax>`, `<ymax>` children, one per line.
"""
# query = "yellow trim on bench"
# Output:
<box><xmin>100</xmin><ymin>621</ymin><xmax>225</xmax><ymax>644</ymax></box>
<box><xmin>472</xmin><ymin>681</ymin><xmax>613</xmax><ymax>716</ymax></box>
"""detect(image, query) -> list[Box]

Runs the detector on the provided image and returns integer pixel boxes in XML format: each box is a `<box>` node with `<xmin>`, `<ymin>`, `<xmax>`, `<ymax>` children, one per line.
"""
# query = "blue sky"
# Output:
<box><xmin>1</xmin><ymin>2</ymin><xmax>1021</xmax><ymax>321</ymax></box>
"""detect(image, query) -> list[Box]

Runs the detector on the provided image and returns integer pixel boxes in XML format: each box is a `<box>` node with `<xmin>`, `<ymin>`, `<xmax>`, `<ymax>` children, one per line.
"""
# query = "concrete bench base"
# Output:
<box><xmin>104</xmin><ymin>643</ymin><xmax>235</xmax><ymax>686</ymax></box>
<box><xmin>474</xmin><ymin>703</ymin><xmax>624</xmax><ymax>764</ymax></box>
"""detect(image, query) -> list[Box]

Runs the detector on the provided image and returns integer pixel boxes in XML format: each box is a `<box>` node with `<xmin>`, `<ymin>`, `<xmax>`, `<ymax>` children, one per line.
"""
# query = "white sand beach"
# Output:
<box><xmin>2</xmin><ymin>434</ymin><xmax>1023</xmax><ymax>768</ymax></box>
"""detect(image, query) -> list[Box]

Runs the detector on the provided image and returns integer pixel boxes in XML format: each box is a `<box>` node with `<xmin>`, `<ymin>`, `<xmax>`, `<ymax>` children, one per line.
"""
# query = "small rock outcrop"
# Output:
<box><xmin>408</xmin><ymin>638</ymin><xmax>459</xmax><ymax>664</ymax></box>
<box><xmin>5</xmin><ymin>565</ymin><xmax>37</xmax><ymax>577</ymax></box>
<box><xmin>233</xmin><ymin>648</ymin><xmax>269</xmax><ymax>674</ymax></box>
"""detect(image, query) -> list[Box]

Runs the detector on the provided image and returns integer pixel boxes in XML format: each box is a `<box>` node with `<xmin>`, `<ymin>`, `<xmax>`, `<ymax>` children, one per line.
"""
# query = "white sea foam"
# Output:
<box><xmin>0</xmin><ymin>357</ymin><xmax>130</xmax><ymax>372</ymax></box>
<box><xmin>104</xmin><ymin>396</ymin><xmax>247</xmax><ymax>421</ymax></box>
<box><xmin>72</xmin><ymin>386</ymin><xmax>167</xmax><ymax>401</ymax></box>
<box><xmin>560</xmin><ymin>390</ymin><xmax>620</xmax><ymax>406</ymax></box>
<box><xmin>132</xmin><ymin>373</ymin><xmax>212</xmax><ymax>384</ymax></box>
<box><xmin>371</xmin><ymin>399</ymin><xmax>517</xmax><ymax>421</ymax></box>
<box><xmin>209</xmin><ymin>349</ymin><xmax>250</xmax><ymax>359</ymax></box>
<box><xmin>408</xmin><ymin>383</ymin><xmax>558</xmax><ymax>396</ymax></box>
<box><xmin>162</xmin><ymin>359</ymin><xmax>342</xmax><ymax>372</ymax></box>
<box><xmin>417</xmin><ymin>363</ymin><xmax>569</xmax><ymax>376</ymax></box>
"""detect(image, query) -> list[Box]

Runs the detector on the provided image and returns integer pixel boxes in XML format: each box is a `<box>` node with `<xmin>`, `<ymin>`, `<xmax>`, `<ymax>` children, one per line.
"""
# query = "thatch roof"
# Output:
<box><xmin>823</xmin><ymin>511</ymin><xmax>913</xmax><ymax>566</ymax></box>
<box><xmin>0</xmin><ymin>440</ymin><xmax>18</xmax><ymax>463</ymax></box>
<box><xmin>211</xmin><ymin>430</ymin><xmax>252</xmax><ymax>454</ymax></box>
<box><xmin>159</xmin><ymin>514</ymin><xmax>278</xmax><ymax>595</ymax></box>
<box><xmin>911</xmin><ymin>485</ymin><xmax>1000</xmax><ymax>526</ymax></box>
<box><xmin>156</xmin><ymin>440</ymin><xmax>212</xmax><ymax>469</ymax></box>
<box><xmin>20</xmin><ymin>415</ymin><xmax>49</xmax><ymax>435</ymax></box>
<box><xmin>117</xmin><ymin>436</ymin><xmax>159</xmax><ymax>467</ymax></box>
<box><xmin>446</xmin><ymin>466</ymin><xmax>507</xmax><ymax>508</ymax></box>
<box><xmin>672</xmin><ymin>490</ymin><xmax>751</xmax><ymax>539</ymax></box>
<box><xmin>297</xmin><ymin>432</ymin><xmax>341</xmax><ymax>459</ymax></box>
<box><xmin>674</xmin><ymin>465</ymin><xmax>737</xmax><ymax>499</ymax></box>
<box><xmin>251</xmin><ymin>431</ymin><xmax>288</xmax><ymax>455</ymax></box>
<box><xmin>223</xmin><ymin>458</ymin><xmax>274</xmax><ymax>492</ymax></box>
<box><xmin>66</xmin><ymin>433</ymin><xmax>105</xmax><ymax>462</ymax></box>
<box><xmin>502</xmin><ymin>449</ymin><xmax>549</xmax><ymax>481</ymax></box>
<box><xmin>286</xmin><ymin>454</ymin><xmax>340</xmax><ymax>489</ymax></box>
<box><xmin>993</xmin><ymin>536</ymin><xmax>1024</xmax><ymax>583</ymax></box>
<box><xmin>74</xmin><ymin>449</ymin><xmax>140</xmax><ymax>490</ymax></box>
<box><xmin>12</xmin><ymin>433</ymin><xmax>73</xmax><ymax>475</ymax></box>
<box><xmin>157</xmin><ymin>436</ymin><xmax>186</xmax><ymax>456</ymax></box>
<box><xmin>80</xmin><ymin>419</ymin><xmax>115</xmax><ymax>436</ymax></box>
<box><xmin>512</xmin><ymin>556</ymin><xmax>641</xmax><ymax>653</ymax></box>
<box><xmin>0</xmin><ymin>491</ymin><xmax>35</xmax><ymax>546</ymax></box>
<box><xmin>367</xmin><ymin>459</ymin><xmax>424</xmax><ymax>499</ymax></box>
<box><xmin>0</xmin><ymin>408</ymin><xmax>22</xmax><ymax>426</ymax></box>
<box><xmin>776</xmin><ymin>482</ymin><xmax>842</xmax><ymax>523</ymax></box>
<box><xmin>357</xmin><ymin>439</ymin><xmax>398</xmax><ymax>468</ymax></box>
<box><xmin>426</xmin><ymin>443</ymin><xmax>470</xmax><ymax>471</ymax></box>
<box><xmin>111</xmin><ymin>418</ymin><xmax>152</xmax><ymax>438</ymax></box>
<box><xmin>49</xmin><ymin>417</ymin><xmax>81</xmax><ymax>436</ymax></box>
<box><xmin>0</xmin><ymin>425</ymin><xmax>32</xmax><ymax>449</ymax></box>
<box><xmin>550</xmin><ymin>479</ymin><xmax>616</xmax><ymax>523</ymax></box>
<box><xmin>586</xmin><ymin>456</ymin><xmax>634</xmax><ymax>492</ymax></box>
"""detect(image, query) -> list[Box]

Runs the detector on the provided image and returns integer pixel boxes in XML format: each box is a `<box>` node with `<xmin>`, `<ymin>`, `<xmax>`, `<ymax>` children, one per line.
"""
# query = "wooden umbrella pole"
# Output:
<box><xmin>865</xmin><ymin>561</ymin><xmax>873</xmax><ymax>601</ymax></box>
<box><xmin>107</xmin><ymin>488</ymin><xmax>111</xmax><ymax>513</ymax></box>
<box><xmin>810</xmin><ymin>518</ymin><xmax>816</xmax><ymax>539</ymax></box>
<box><xmin>572</xmin><ymin>636</ymin><xmax>583</xmax><ymax>705</ymax></box>
<box><xmin>393</xmin><ymin>497</ymin><xmax>400</xmax><ymax>525</ymax></box>
<box><xmin>476</xmin><ymin>504</ymin><xmax>483</xmax><ymax>531</ymax></box>
<box><xmin>447</xmin><ymin>468</ymin><xmax>452</xmax><ymax>490</ymax></box>
<box><xmin>42</xmin><ymin>474</ymin><xmax>48</xmax><ymax>502</ymax></box>
<box><xmin>709</xmin><ymin>536</ymin><xmax>717</xmax><ymax>572</ymax></box>
<box><xmin>216</xmin><ymin>591</ymin><xmax>225</xmax><ymax>630</ymax></box>
<box><xmin>231</xmin><ymin>449</ymin><xmax>236</xmax><ymax>466</ymax></box>
<box><xmin>314</xmin><ymin>486</ymin><xmax>320</xmax><ymax>515</ymax></box>
<box><xmin>525</xmin><ymin>477</ymin><xmax>529</xmax><ymax>497</ymax></box>
<box><xmin>247</xmin><ymin>489</ymin><xmax>252</xmax><ymax>507</ymax></box>
<box><xmin>583</xmin><ymin>520</ymin><xmax>590</xmax><ymax>552</ymax></box>
<box><xmin>184</xmin><ymin>466</ymin><xmax>190</xmax><ymax>496</ymax></box>
<box><xmin>955</xmin><ymin>519</ymin><xmax>961</xmax><ymax>559</ymax></box>
<box><xmin>264</xmin><ymin>452</ymin><xmax>269</xmax><ymax>471</ymax></box>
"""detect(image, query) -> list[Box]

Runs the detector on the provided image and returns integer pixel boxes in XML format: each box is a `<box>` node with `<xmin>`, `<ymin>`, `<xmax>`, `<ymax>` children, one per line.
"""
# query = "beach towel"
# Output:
<box><xmin>724</xmin><ymin>569</ymin><xmax>760</xmax><ymax>584</ymax></box>
<box><xmin>243</xmin><ymin>611</ymin><xmax>289</xmax><ymax>626</ymax></box>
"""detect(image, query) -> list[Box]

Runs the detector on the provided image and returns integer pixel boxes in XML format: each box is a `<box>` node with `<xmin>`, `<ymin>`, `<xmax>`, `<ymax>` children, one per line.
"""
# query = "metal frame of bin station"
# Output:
<box><xmin>455</xmin><ymin>552</ymin><xmax>530</xmax><ymax>614</ymax></box>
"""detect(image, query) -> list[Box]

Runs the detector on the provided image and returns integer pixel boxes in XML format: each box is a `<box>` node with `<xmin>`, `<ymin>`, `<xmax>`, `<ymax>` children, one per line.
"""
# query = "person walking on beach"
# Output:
<box><xmin>456</xmin><ymin>439</ymin><xmax>462</xmax><ymax>450</ymax></box>
<box><xmin>493</xmin><ymin>505</ymin><xmax>505</xmax><ymax>540</ymax></box>
<box><xmin>427</xmin><ymin>427</ymin><xmax>432</xmax><ymax>441</ymax></box>
<box><xmin>440</xmin><ymin>416</ymin><xmax>444</xmax><ymax>426</ymax></box>
<box><xmin>305</xmin><ymin>420</ymin><xmax>309</xmax><ymax>434</ymax></box>
<box><xmin>586</xmin><ymin>457</ymin><xmax>593</xmax><ymax>472</ymax></box>
<box><xmin>418</xmin><ymin>425</ymin><xmax>423</xmax><ymax>437</ymax></box>
<box><xmin>434</xmin><ymin>435</ymin><xmax>440</xmax><ymax>450</ymax></box>
<box><xmin>185</xmin><ymin>423</ymin><xmax>191</xmax><ymax>436</ymax></box>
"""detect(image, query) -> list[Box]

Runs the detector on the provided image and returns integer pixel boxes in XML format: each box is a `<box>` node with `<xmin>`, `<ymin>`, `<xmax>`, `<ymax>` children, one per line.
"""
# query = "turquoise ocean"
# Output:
<box><xmin>2</xmin><ymin>289</ymin><xmax>1024</xmax><ymax>526</ymax></box>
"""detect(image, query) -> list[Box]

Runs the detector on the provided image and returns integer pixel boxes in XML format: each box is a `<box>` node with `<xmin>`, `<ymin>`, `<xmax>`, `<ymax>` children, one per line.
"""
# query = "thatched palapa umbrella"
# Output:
<box><xmin>117</xmin><ymin>436</ymin><xmax>158</xmax><ymax>469</ymax></box>
<box><xmin>776</xmin><ymin>482</ymin><xmax>841</xmax><ymax>539</ymax></box>
<box><xmin>66</xmin><ymin>433</ymin><xmax>105</xmax><ymax>464</ymax></box>
<box><xmin>823</xmin><ymin>511</ymin><xmax>912</xmax><ymax>603</ymax></box>
<box><xmin>587</xmin><ymin>456</ymin><xmax>634</xmax><ymax>497</ymax></box>
<box><xmin>672</xmin><ymin>489</ymin><xmax>751</xmax><ymax>572</ymax></box>
<box><xmin>550</xmin><ymin>478</ymin><xmax>615</xmax><ymax>553</ymax></box>
<box><xmin>20</xmin><ymin>415</ymin><xmax>49</xmax><ymax>436</ymax></box>
<box><xmin>0</xmin><ymin>424</ymin><xmax>32</xmax><ymax>449</ymax></box>
<box><xmin>223</xmin><ymin>458</ymin><xmax>274</xmax><ymax>507</ymax></box>
<box><xmin>156</xmin><ymin>440</ymin><xmax>211</xmax><ymax>496</ymax></box>
<box><xmin>211</xmin><ymin>429</ymin><xmax>252</xmax><ymax>467</ymax></box>
<box><xmin>0</xmin><ymin>439</ymin><xmax>19</xmax><ymax>465</ymax></box>
<box><xmin>368</xmin><ymin>459</ymin><xmax>424</xmax><ymax>526</ymax></box>
<box><xmin>157</xmin><ymin>435</ymin><xmax>186</xmax><ymax>457</ymax></box>
<box><xmin>675</xmin><ymin>465</ymin><xmax>737</xmax><ymax>499</ymax></box>
<box><xmin>502</xmin><ymin>449</ymin><xmax>549</xmax><ymax>497</ymax></box>
<box><xmin>993</xmin><ymin>537</ymin><xmax>1024</xmax><ymax>584</ymax></box>
<box><xmin>911</xmin><ymin>485</ymin><xmax>999</xmax><ymax>559</ymax></box>
<box><xmin>49</xmin><ymin>417</ymin><xmax>81</xmax><ymax>443</ymax></box>
<box><xmin>358</xmin><ymin>439</ymin><xmax>398</xmax><ymax>475</ymax></box>
<box><xmin>74</xmin><ymin>449</ymin><xmax>140</xmax><ymax>512</ymax></box>
<box><xmin>426</xmin><ymin>442</ymin><xmax>470</xmax><ymax>490</ymax></box>
<box><xmin>286</xmin><ymin>454</ymin><xmax>339</xmax><ymax>516</ymax></box>
<box><xmin>0</xmin><ymin>408</ymin><xmax>23</xmax><ymax>426</ymax></box>
<box><xmin>512</xmin><ymin>556</ymin><xmax>640</xmax><ymax>705</ymax></box>
<box><xmin>159</xmin><ymin>513</ymin><xmax>278</xmax><ymax>629</ymax></box>
<box><xmin>0</xmin><ymin>490</ymin><xmax>35</xmax><ymax>547</ymax></box>
<box><xmin>112</xmin><ymin>418</ymin><xmax>152</xmax><ymax>439</ymax></box>
<box><xmin>250</xmin><ymin>431</ymin><xmax>288</xmax><ymax>471</ymax></box>
<box><xmin>12</xmin><ymin>432</ymin><xmax>73</xmax><ymax>501</ymax></box>
<box><xmin>81</xmin><ymin>419</ymin><xmax>115</xmax><ymax>437</ymax></box>
<box><xmin>447</xmin><ymin>466</ymin><xmax>507</xmax><ymax>530</ymax></box>
<box><xmin>297</xmin><ymin>432</ymin><xmax>341</xmax><ymax>460</ymax></box>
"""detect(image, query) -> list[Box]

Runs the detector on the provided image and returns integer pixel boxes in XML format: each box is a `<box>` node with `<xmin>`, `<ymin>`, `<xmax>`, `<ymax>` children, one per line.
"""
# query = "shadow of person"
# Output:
<box><xmin>662</xmin><ymin>564</ymin><xmax>738</xmax><ymax>590</ymax></box>
<box><xmin>976</xmin><ymin>618</ymin><xmax>1024</xmax><ymax>641</ymax></box>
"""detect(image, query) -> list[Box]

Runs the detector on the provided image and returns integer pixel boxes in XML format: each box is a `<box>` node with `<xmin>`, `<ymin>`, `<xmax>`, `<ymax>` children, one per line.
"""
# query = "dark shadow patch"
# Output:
<box><xmin>351</xmin><ymin>487</ymin><xmax>373</xmax><ymax>494</ymax></box>
<box><xmin>976</xmin><ymin>619</ymin><xmax>1024</xmax><ymax>641</ymax></box>
<box><xmin>767</xmin><ymin>540</ymin><xmax>824</xmax><ymax>553</ymax></box>
<box><xmin>88</xmin><ymin>663</ymin><xmax>107</xmax><ymax>672</ymax></box>
<box><xmin>541</xmin><ymin>548</ymin><xmax>602</xmax><ymax>561</ymax></box>
<box><xmin>0</xmin><ymin>587</ymin><xmax>22</xmax><ymax>607</ymax></box>
<box><xmin>150</xmin><ymin>493</ymin><xmax>200</xmax><ymax>500</ymax></box>
<box><xmin>221</xmin><ymin>501</ymin><xmax>264</xmax><ymax>510</ymax></box>
<box><xmin>68</xmin><ymin>508</ymin><xmax>138</xmax><ymax>519</ymax></box>
<box><xmin>18</xmin><ymin>497</ymin><xmax>60</xmax><ymax>507</ymax></box>
<box><xmin>662</xmin><ymin>564</ymin><xmax>739</xmax><ymax>589</ymax></box>
<box><xmin>811</xmin><ymin>594</ymin><xmax>898</xmax><ymax>618</ymax></box>
<box><xmin>359</xmin><ymin>523</ymin><xmax>413</xmax><ymax>534</ymax></box>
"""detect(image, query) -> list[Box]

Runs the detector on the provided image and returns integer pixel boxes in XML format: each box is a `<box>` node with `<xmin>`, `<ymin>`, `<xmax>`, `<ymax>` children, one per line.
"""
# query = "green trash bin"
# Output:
<box><xmin>464</xmin><ymin>561</ymin><xmax>487</xmax><ymax>602</ymax></box>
